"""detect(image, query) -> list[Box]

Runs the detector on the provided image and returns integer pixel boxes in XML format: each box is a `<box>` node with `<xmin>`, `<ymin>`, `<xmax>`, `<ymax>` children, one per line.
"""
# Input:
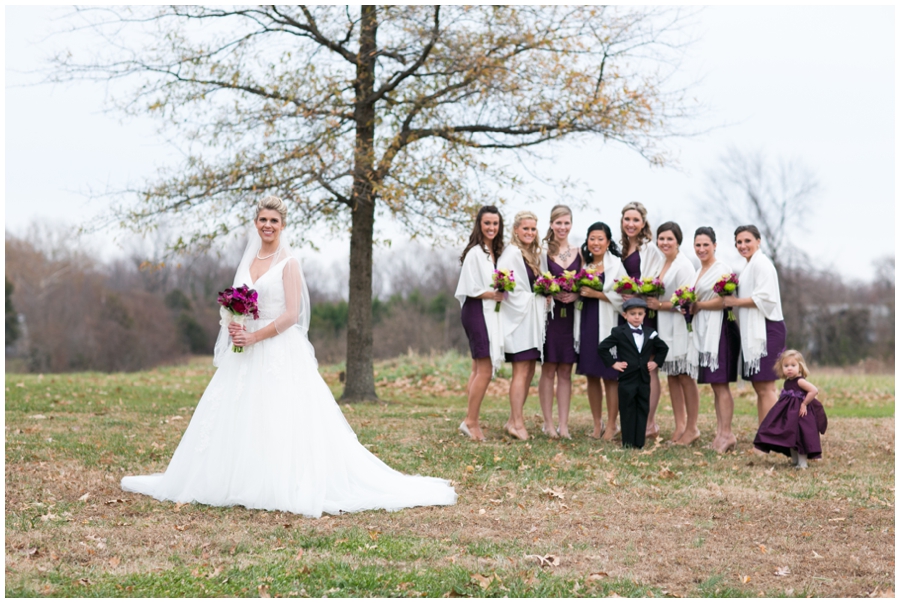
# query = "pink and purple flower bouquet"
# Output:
<box><xmin>533</xmin><ymin>272</ymin><xmax>561</xmax><ymax>298</ymax></box>
<box><xmin>639</xmin><ymin>277</ymin><xmax>665</xmax><ymax>317</ymax></box>
<box><xmin>670</xmin><ymin>286</ymin><xmax>697</xmax><ymax>332</ymax></box>
<box><xmin>612</xmin><ymin>276</ymin><xmax>640</xmax><ymax>296</ymax></box>
<box><xmin>218</xmin><ymin>284</ymin><xmax>260</xmax><ymax>352</ymax></box>
<box><xmin>713</xmin><ymin>273</ymin><xmax>739</xmax><ymax>322</ymax></box>
<box><xmin>574</xmin><ymin>268</ymin><xmax>604</xmax><ymax>311</ymax></box>
<box><xmin>492</xmin><ymin>269</ymin><xmax>516</xmax><ymax>312</ymax></box>
<box><xmin>553</xmin><ymin>270</ymin><xmax>578</xmax><ymax>317</ymax></box>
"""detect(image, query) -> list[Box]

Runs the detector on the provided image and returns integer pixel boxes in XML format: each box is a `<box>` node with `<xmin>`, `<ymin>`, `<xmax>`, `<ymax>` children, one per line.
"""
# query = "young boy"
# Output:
<box><xmin>598</xmin><ymin>298</ymin><xmax>668</xmax><ymax>448</ymax></box>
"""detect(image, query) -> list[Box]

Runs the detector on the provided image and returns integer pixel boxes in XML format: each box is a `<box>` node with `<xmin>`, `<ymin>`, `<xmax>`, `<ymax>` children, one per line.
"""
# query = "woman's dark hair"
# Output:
<box><xmin>734</xmin><ymin>224</ymin><xmax>762</xmax><ymax>241</ymax></box>
<box><xmin>460</xmin><ymin>205</ymin><xmax>505</xmax><ymax>264</ymax></box>
<box><xmin>581</xmin><ymin>222</ymin><xmax>621</xmax><ymax>265</ymax></box>
<box><xmin>693</xmin><ymin>226</ymin><xmax>717</xmax><ymax>244</ymax></box>
<box><xmin>656</xmin><ymin>221</ymin><xmax>683</xmax><ymax>246</ymax></box>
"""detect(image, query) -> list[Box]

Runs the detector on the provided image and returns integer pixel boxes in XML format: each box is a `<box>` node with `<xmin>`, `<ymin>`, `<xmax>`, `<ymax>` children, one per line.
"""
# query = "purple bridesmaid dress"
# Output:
<box><xmin>745</xmin><ymin>320</ymin><xmax>788</xmax><ymax>381</ymax></box>
<box><xmin>461</xmin><ymin>296</ymin><xmax>491</xmax><ymax>359</ymax></box>
<box><xmin>575</xmin><ymin>273</ymin><xmax>618</xmax><ymax>380</ymax></box>
<box><xmin>697</xmin><ymin>310</ymin><xmax>741</xmax><ymax>384</ymax></box>
<box><xmin>754</xmin><ymin>378</ymin><xmax>827</xmax><ymax>459</ymax></box>
<box><xmin>505</xmin><ymin>265</ymin><xmax>541</xmax><ymax>362</ymax></box>
<box><xmin>543</xmin><ymin>256</ymin><xmax>581</xmax><ymax>364</ymax></box>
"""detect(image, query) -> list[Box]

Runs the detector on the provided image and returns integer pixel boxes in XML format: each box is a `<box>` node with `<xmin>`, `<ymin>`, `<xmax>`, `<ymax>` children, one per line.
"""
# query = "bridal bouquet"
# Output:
<box><xmin>639</xmin><ymin>277</ymin><xmax>665</xmax><ymax>318</ymax></box>
<box><xmin>574</xmin><ymin>268</ymin><xmax>604</xmax><ymax>311</ymax></box>
<box><xmin>713</xmin><ymin>273</ymin><xmax>740</xmax><ymax>322</ymax></box>
<box><xmin>218</xmin><ymin>284</ymin><xmax>260</xmax><ymax>353</ymax></box>
<box><xmin>492</xmin><ymin>269</ymin><xmax>516</xmax><ymax>312</ymax></box>
<box><xmin>670</xmin><ymin>286</ymin><xmax>697</xmax><ymax>332</ymax></box>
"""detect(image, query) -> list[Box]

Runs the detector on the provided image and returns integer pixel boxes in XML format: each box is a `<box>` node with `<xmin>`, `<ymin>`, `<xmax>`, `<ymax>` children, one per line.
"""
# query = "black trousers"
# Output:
<box><xmin>617</xmin><ymin>377</ymin><xmax>650</xmax><ymax>449</ymax></box>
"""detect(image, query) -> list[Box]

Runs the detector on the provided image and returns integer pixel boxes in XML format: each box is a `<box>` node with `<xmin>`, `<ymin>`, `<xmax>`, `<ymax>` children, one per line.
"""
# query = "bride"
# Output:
<box><xmin>121</xmin><ymin>196</ymin><xmax>457</xmax><ymax>517</ymax></box>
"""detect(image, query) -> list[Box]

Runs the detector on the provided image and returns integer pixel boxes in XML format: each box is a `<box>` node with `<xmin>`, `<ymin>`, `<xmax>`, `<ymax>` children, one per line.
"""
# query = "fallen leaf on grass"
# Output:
<box><xmin>294</xmin><ymin>548</ymin><xmax>305</xmax><ymax>560</ymax></box>
<box><xmin>869</xmin><ymin>587</ymin><xmax>895</xmax><ymax>598</ymax></box>
<box><xmin>368</xmin><ymin>530</ymin><xmax>381</xmax><ymax>541</ymax></box>
<box><xmin>174</xmin><ymin>524</ymin><xmax>187</xmax><ymax>531</ymax></box>
<box><xmin>258</xmin><ymin>584</ymin><xmax>271</xmax><ymax>598</ymax></box>
<box><xmin>108</xmin><ymin>556</ymin><xmax>120</xmax><ymax>568</ymax></box>
<box><xmin>25</xmin><ymin>547</ymin><xmax>39</xmax><ymax>558</ymax></box>
<box><xmin>586</xmin><ymin>571</ymin><xmax>609</xmax><ymax>581</ymax></box>
<box><xmin>774</xmin><ymin>566</ymin><xmax>790</xmax><ymax>577</ymax></box>
<box><xmin>541</xmin><ymin>486</ymin><xmax>565</xmax><ymax>500</ymax></box>
<box><xmin>104</xmin><ymin>499</ymin><xmax>127</xmax><ymax>505</ymax></box>
<box><xmin>525</xmin><ymin>553</ymin><xmax>560</xmax><ymax>567</ymax></box>
<box><xmin>470</xmin><ymin>573</ymin><xmax>494</xmax><ymax>589</ymax></box>
<box><xmin>740</xmin><ymin>575</ymin><xmax>750</xmax><ymax>584</ymax></box>
<box><xmin>658</xmin><ymin>468</ymin><xmax>676</xmax><ymax>480</ymax></box>
<box><xmin>812</xmin><ymin>551</ymin><xmax>823</xmax><ymax>559</ymax></box>
<box><xmin>758</xmin><ymin>544</ymin><xmax>768</xmax><ymax>554</ymax></box>
<box><xmin>442</xmin><ymin>588</ymin><xmax>467</xmax><ymax>597</ymax></box>
<box><xmin>78</xmin><ymin>493</ymin><xmax>90</xmax><ymax>502</ymax></box>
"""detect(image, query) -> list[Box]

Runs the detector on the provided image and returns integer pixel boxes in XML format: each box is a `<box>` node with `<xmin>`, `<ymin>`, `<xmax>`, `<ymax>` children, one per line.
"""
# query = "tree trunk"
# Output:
<box><xmin>341</xmin><ymin>5</ymin><xmax>379</xmax><ymax>402</ymax></box>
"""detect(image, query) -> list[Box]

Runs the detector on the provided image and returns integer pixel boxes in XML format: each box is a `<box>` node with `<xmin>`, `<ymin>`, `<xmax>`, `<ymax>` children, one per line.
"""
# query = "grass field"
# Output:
<box><xmin>5</xmin><ymin>351</ymin><xmax>895</xmax><ymax>597</ymax></box>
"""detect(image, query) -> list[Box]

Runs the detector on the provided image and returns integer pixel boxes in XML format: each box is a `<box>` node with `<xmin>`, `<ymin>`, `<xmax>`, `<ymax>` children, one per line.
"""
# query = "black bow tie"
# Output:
<box><xmin>631</xmin><ymin>328</ymin><xmax>643</xmax><ymax>335</ymax></box>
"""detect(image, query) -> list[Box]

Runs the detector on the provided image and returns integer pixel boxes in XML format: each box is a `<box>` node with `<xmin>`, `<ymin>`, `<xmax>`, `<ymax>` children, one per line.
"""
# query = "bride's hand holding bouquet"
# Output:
<box><xmin>218</xmin><ymin>284</ymin><xmax>260</xmax><ymax>352</ymax></box>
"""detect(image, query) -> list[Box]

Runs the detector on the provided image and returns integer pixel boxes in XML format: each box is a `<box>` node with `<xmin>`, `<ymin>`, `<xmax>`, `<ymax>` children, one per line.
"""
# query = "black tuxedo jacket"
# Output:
<box><xmin>598</xmin><ymin>324</ymin><xmax>669</xmax><ymax>384</ymax></box>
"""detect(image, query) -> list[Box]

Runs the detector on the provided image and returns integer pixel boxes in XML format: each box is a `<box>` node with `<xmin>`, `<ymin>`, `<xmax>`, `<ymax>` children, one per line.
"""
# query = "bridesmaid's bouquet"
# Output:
<box><xmin>492</xmin><ymin>269</ymin><xmax>516</xmax><ymax>312</ymax></box>
<box><xmin>713</xmin><ymin>273</ymin><xmax>740</xmax><ymax>322</ymax></box>
<box><xmin>670</xmin><ymin>286</ymin><xmax>697</xmax><ymax>332</ymax></box>
<box><xmin>574</xmin><ymin>269</ymin><xmax>604</xmax><ymax>311</ymax></box>
<box><xmin>612</xmin><ymin>276</ymin><xmax>640</xmax><ymax>296</ymax></box>
<box><xmin>553</xmin><ymin>270</ymin><xmax>578</xmax><ymax>317</ymax></box>
<box><xmin>533</xmin><ymin>271</ymin><xmax>561</xmax><ymax>317</ymax></box>
<box><xmin>639</xmin><ymin>277</ymin><xmax>665</xmax><ymax>318</ymax></box>
<box><xmin>218</xmin><ymin>284</ymin><xmax>260</xmax><ymax>353</ymax></box>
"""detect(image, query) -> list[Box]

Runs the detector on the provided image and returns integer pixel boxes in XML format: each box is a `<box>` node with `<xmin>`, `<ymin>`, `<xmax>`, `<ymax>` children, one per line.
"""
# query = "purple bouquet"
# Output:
<box><xmin>713</xmin><ymin>273</ymin><xmax>739</xmax><ymax>322</ymax></box>
<box><xmin>670</xmin><ymin>286</ymin><xmax>697</xmax><ymax>332</ymax></box>
<box><xmin>218</xmin><ymin>284</ymin><xmax>260</xmax><ymax>352</ymax></box>
<box><xmin>554</xmin><ymin>270</ymin><xmax>578</xmax><ymax>317</ymax></box>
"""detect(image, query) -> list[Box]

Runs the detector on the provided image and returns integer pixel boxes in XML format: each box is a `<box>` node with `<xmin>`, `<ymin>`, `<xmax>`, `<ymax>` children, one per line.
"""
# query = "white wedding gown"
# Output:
<box><xmin>121</xmin><ymin>237</ymin><xmax>457</xmax><ymax>517</ymax></box>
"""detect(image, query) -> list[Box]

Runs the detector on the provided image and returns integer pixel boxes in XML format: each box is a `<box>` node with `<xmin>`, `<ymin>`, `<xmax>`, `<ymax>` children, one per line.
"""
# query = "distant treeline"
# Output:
<box><xmin>5</xmin><ymin>229</ymin><xmax>894</xmax><ymax>372</ymax></box>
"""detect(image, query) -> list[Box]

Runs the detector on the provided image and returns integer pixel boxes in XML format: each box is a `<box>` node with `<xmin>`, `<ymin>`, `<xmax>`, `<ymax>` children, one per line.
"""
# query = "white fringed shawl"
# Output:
<box><xmin>736</xmin><ymin>251</ymin><xmax>784</xmax><ymax>375</ymax></box>
<box><xmin>497</xmin><ymin>245</ymin><xmax>548</xmax><ymax>361</ymax></box>
<box><xmin>691</xmin><ymin>259</ymin><xmax>732</xmax><ymax>373</ymax></box>
<box><xmin>657</xmin><ymin>252</ymin><xmax>699</xmax><ymax>378</ymax></box>
<box><xmin>454</xmin><ymin>245</ymin><xmax>504</xmax><ymax>373</ymax></box>
<box><xmin>573</xmin><ymin>251</ymin><xmax>627</xmax><ymax>354</ymax></box>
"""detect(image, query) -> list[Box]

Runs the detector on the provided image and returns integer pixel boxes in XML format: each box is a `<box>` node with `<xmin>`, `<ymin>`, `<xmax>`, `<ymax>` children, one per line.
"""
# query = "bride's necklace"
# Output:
<box><xmin>257</xmin><ymin>248</ymin><xmax>279</xmax><ymax>260</ymax></box>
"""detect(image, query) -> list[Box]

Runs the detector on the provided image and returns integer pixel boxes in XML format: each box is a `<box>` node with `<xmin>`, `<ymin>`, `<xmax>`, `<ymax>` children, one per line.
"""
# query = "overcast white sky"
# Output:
<box><xmin>4</xmin><ymin>5</ymin><xmax>896</xmax><ymax>281</ymax></box>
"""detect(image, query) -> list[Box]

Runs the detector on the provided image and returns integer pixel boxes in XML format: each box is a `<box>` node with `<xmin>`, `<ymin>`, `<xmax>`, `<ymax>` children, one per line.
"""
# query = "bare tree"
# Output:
<box><xmin>50</xmin><ymin>5</ymin><xmax>700</xmax><ymax>399</ymax></box>
<box><xmin>699</xmin><ymin>147</ymin><xmax>819</xmax><ymax>269</ymax></box>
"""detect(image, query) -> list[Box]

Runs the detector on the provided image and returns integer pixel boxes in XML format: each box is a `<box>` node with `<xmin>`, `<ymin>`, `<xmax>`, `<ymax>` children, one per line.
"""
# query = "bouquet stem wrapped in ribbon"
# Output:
<box><xmin>638</xmin><ymin>277</ymin><xmax>665</xmax><ymax>318</ymax></box>
<box><xmin>492</xmin><ymin>269</ymin><xmax>516</xmax><ymax>312</ymax></box>
<box><xmin>713</xmin><ymin>273</ymin><xmax>740</xmax><ymax>322</ymax></box>
<box><xmin>217</xmin><ymin>284</ymin><xmax>260</xmax><ymax>352</ymax></box>
<box><xmin>670</xmin><ymin>286</ymin><xmax>698</xmax><ymax>332</ymax></box>
<box><xmin>573</xmin><ymin>268</ymin><xmax>604</xmax><ymax>311</ymax></box>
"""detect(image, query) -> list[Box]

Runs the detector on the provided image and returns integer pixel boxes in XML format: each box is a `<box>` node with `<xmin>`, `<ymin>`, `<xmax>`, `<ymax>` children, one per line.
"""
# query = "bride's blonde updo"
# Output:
<box><xmin>256</xmin><ymin>195</ymin><xmax>288</xmax><ymax>226</ymax></box>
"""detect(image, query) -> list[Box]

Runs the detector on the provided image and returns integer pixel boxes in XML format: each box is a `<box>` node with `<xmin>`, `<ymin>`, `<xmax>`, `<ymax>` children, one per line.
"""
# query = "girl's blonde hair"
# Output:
<box><xmin>620</xmin><ymin>201</ymin><xmax>653</xmax><ymax>257</ymax></box>
<box><xmin>542</xmin><ymin>204</ymin><xmax>573</xmax><ymax>258</ymax></box>
<box><xmin>256</xmin><ymin>195</ymin><xmax>289</xmax><ymax>226</ymax></box>
<box><xmin>776</xmin><ymin>349</ymin><xmax>810</xmax><ymax>378</ymax></box>
<box><xmin>511</xmin><ymin>211</ymin><xmax>542</xmax><ymax>275</ymax></box>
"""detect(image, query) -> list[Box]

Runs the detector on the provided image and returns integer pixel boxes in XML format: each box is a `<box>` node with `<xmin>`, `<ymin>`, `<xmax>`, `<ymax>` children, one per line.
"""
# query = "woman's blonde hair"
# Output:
<box><xmin>511</xmin><ymin>211</ymin><xmax>542</xmax><ymax>275</ymax></box>
<box><xmin>542</xmin><ymin>204</ymin><xmax>573</xmax><ymax>258</ymax></box>
<box><xmin>620</xmin><ymin>201</ymin><xmax>652</xmax><ymax>257</ymax></box>
<box><xmin>776</xmin><ymin>349</ymin><xmax>810</xmax><ymax>379</ymax></box>
<box><xmin>256</xmin><ymin>195</ymin><xmax>289</xmax><ymax>226</ymax></box>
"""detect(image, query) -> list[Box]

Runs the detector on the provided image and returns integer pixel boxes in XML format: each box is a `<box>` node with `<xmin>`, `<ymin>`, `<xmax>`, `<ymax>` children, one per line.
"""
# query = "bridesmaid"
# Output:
<box><xmin>539</xmin><ymin>204</ymin><xmax>580</xmax><ymax>439</ymax></box>
<box><xmin>723</xmin><ymin>225</ymin><xmax>787</xmax><ymax>424</ymax></box>
<box><xmin>574</xmin><ymin>222</ymin><xmax>627</xmax><ymax>440</ymax></box>
<box><xmin>645</xmin><ymin>222</ymin><xmax>701</xmax><ymax>445</ymax></box>
<box><xmin>497</xmin><ymin>211</ymin><xmax>547</xmax><ymax>441</ymax></box>
<box><xmin>618</xmin><ymin>202</ymin><xmax>665</xmax><ymax>440</ymax></box>
<box><xmin>688</xmin><ymin>226</ymin><xmax>741</xmax><ymax>453</ymax></box>
<box><xmin>454</xmin><ymin>206</ymin><xmax>505</xmax><ymax>441</ymax></box>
